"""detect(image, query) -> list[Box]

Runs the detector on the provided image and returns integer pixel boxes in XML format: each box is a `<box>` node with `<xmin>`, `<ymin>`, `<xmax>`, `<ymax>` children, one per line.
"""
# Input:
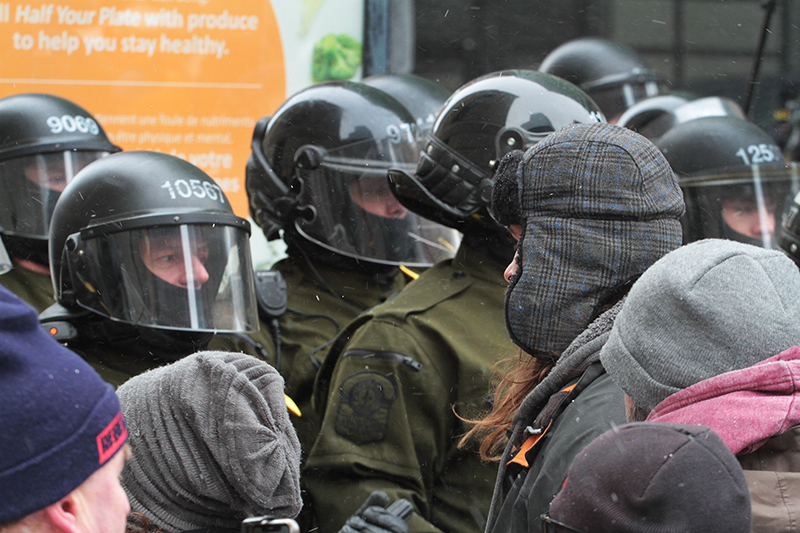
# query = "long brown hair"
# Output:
<box><xmin>459</xmin><ymin>349</ymin><xmax>555</xmax><ymax>462</ymax></box>
<box><xmin>126</xmin><ymin>512</ymin><xmax>166</xmax><ymax>533</ymax></box>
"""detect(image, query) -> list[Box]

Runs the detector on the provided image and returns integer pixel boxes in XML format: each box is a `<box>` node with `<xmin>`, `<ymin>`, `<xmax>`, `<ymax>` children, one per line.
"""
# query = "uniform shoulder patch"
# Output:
<box><xmin>334</xmin><ymin>370</ymin><xmax>397</xmax><ymax>445</ymax></box>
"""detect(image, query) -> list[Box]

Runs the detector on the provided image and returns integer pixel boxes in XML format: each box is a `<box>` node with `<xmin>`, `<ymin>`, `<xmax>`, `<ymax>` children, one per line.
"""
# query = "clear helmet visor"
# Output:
<box><xmin>67</xmin><ymin>223</ymin><xmax>258</xmax><ymax>332</ymax></box>
<box><xmin>0</xmin><ymin>236</ymin><xmax>11</xmax><ymax>275</ymax></box>
<box><xmin>295</xmin><ymin>137</ymin><xmax>462</xmax><ymax>266</ymax></box>
<box><xmin>0</xmin><ymin>150</ymin><xmax>109</xmax><ymax>239</ymax></box>
<box><xmin>680</xmin><ymin>164</ymin><xmax>800</xmax><ymax>248</ymax></box>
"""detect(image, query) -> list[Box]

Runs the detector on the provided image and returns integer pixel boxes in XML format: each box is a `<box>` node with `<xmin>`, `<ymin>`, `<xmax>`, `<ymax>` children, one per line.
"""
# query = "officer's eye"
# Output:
<box><xmin>152</xmin><ymin>252</ymin><xmax>180</xmax><ymax>265</ymax></box>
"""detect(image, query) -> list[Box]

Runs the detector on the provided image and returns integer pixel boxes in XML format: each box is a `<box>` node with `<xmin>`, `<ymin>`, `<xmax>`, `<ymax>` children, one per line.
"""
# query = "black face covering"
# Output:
<box><xmin>77</xmin><ymin>313</ymin><xmax>213</xmax><ymax>361</ymax></box>
<box><xmin>285</xmin><ymin>233</ymin><xmax>401</xmax><ymax>278</ymax></box>
<box><xmin>135</xmin><ymin>326</ymin><xmax>214</xmax><ymax>361</ymax></box>
<box><xmin>461</xmin><ymin>223</ymin><xmax>516</xmax><ymax>266</ymax></box>
<box><xmin>143</xmin><ymin>274</ymin><xmax>213</xmax><ymax>330</ymax></box>
<box><xmin>2</xmin><ymin>234</ymin><xmax>49</xmax><ymax>267</ymax></box>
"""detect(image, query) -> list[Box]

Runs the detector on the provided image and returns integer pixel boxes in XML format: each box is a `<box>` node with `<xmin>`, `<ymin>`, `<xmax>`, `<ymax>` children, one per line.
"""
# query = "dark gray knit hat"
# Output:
<box><xmin>601</xmin><ymin>238</ymin><xmax>800</xmax><ymax>412</ymax></box>
<box><xmin>499</xmin><ymin>123</ymin><xmax>685</xmax><ymax>358</ymax></box>
<box><xmin>548</xmin><ymin>422</ymin><xmax>752</xmax><ymax>533</ymax></box>
<box><xmin>118</xmin><ymin>351</ymin><xmax>302</xmax><ymax>533</ymax></box>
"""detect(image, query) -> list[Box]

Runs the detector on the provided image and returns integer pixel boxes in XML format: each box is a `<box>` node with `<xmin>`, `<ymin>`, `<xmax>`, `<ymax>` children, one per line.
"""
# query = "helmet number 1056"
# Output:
<box><xmin>161</xmin><ymin>179</ymin><xmax>226</xmax><ymax>204</ymax></box>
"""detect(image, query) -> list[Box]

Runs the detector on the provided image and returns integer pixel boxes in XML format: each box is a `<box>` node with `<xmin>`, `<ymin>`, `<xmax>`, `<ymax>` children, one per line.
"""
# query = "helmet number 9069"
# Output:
<box><xmin>46</xmin><ymin>115</ymin><xmax>100</xmax><ymax>136</ymax></box>
<box><xmin>735</xmin><ymin>144</ymin><xmax>781</xmax><ymax>165</ymax></box>
<box><xmin>161</xmin><ymin>179</ymin><xmax>225</xmax><ymax>204</ymax></box>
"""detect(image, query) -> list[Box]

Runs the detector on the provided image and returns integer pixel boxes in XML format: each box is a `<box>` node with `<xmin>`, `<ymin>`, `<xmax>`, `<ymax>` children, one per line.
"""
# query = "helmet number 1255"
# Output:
<box><xmin>735</xmin><ymin>144</ymin><xmax>780</xmax><ymax>165</ymax></box>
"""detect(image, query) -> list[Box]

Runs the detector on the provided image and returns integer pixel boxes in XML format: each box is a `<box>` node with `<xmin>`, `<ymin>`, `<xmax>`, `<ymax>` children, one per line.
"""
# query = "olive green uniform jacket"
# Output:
<box><xmin>0</xmin><ymin>263</ymin><xmax>55</xmax><ymax>313</ymax></box>
<box><xmin>209</xmin><ymin>254</ymin><xmax>407</xmax><ymax>454</ymax></box>
<box><xmin>303</xmin><ymin>242</ymin><xmax>515</xmax><ymax>533</ymax></box>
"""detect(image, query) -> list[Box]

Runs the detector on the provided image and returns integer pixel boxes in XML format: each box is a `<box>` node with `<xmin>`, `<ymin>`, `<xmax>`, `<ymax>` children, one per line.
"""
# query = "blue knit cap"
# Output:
<box><xmin>0</xmin><ymin>286</ymin><xmax>126</xmax><ymax>524</ymax></box>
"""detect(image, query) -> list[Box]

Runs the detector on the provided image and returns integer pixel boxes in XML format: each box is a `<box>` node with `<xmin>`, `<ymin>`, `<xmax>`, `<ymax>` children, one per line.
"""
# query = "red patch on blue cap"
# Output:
<box><xmin>96</xmin><ymin>412</ymin><xmax>127</xmax><ymax>464</ymax></box>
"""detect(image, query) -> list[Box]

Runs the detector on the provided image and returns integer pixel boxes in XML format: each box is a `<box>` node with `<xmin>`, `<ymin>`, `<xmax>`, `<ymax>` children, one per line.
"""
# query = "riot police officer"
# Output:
<box><xmin>241</xmin><ymin>80</ymin><xmax>460</xmax><ymax>456</ymax></box>
<box><xmin>40</xmin><ymin>151</ymin><xmax>260</xmax><ymax>386</ymax></box>
<box><xmin>655</xmin><ymin>116</ymin><xmax>799</xmax><ymax>248</ymax></box>
<box><xmin>303</xmin><ymin>70</ymin><xmax>605</xmax><ymax>533</ymax></box>
<box><xmin>0</xmin><ymin>93</ymin><xmax>119</xmax><ymax>311</ymax></box>
<box><xmin>539</xmin><ymin>37</ymin><xmax>666</xmax><ymax>123</ymax></box>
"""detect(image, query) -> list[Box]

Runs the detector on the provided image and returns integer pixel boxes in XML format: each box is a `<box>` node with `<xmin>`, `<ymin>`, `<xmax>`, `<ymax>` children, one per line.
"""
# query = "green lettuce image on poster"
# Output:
<box><xmin>312</xmin><ymin>34</ymin><xmax>362</xmax><ymax>82</ymax></box>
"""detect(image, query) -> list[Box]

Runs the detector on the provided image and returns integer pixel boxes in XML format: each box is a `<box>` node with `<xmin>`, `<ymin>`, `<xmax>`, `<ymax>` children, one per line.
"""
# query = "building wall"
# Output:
<box><xmin>413</xmin><ymin>0</ymin><xmax>798</xmax><ymax>128</ymax></box>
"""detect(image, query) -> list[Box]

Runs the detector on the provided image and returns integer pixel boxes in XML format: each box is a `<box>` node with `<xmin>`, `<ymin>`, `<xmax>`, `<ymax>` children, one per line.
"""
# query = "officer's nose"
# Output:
<box><xmin>745</xmin><ymin>210</ymin><xmax>777</xmax><ymax>240</ymax></box>
<box><xmin>384</xmin><ymin>197</ymin><xmax>407</xmax><ymax>219</ymax></box>
<box><xmin>182</xmin><ymin>254</ymin><xmax>210</xmax><ymax>288</ymax></box>
<box><xmin>759</xmin><ymin>212</ymin><xmax>776</xmax><ymax>238</ymax></box>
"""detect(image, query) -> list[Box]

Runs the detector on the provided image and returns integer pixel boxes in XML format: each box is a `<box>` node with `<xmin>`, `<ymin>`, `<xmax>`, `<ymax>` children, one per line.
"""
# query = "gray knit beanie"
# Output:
<box><xmin>500</xmin><ymin>123</ymin><xmax>685</xmax><ymax>358</ymax></box>
<box><xmin>601</xmin><ymin>238</ymin><xmax>800</xmax><ymax>412</ymax></box>
<box><xmin>548</xmin><ymin>422</ymin><xmax>752</xmax><ymax>533</ymax></box>
<box><xmin>118</xmin><ymin>351</ymin><xmax>302</xmax><ymax>533</ymax></box>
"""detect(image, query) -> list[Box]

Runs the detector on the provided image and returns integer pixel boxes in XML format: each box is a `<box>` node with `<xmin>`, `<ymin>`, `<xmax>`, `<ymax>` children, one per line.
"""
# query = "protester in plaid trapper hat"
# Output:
<box><xmin>463</xmin><ymin>122</ymin><xmax>685</xmax><ymax>533</ymax></box>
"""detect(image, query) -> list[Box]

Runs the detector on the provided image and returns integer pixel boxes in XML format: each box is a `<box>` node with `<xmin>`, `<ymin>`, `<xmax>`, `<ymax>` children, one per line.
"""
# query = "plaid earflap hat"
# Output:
<box><xmin>494</xmin><ymin>123</ymin><xmax>685</xmax><ymax>358</ymax></box>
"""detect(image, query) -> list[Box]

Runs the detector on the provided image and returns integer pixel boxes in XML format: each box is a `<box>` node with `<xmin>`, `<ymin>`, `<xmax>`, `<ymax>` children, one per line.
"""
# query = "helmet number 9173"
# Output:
<box><xmin>735</xmin><ymin>144</ymin><xmax>780</xmax><ymax>165</ymax></box>
<box><xmin>46</xmin><ymin>115</ymin><xmax>100</xmax><ymax>136</ymax></box>
<box><xmin>161</xmin><ymin>179</ymin><xmax>225</xmax><ymax>204</ymax></box>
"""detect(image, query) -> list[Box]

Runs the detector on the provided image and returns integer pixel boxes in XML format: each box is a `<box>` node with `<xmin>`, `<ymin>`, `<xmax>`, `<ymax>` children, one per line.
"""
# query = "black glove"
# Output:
<box><xmin>338</xmin><ymin>491</ymin><xmax>411</xmax><ymax>533</ymax></box>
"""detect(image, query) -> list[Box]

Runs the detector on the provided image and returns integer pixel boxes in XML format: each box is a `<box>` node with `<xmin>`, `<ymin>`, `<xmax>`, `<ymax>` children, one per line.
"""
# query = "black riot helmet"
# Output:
<box><xmin>363</xmin><ymin>73</ymin><xmax>450</xmax><ymax>137</ymax></box>
<box><xmin>245</xmin><ymin>81</ymin><xmax>460</xmax><ymax>269</ymax></box>
<box><xmin>656</xmin><ymin>116</ymin><xmax>800</xmax><ymax>248</ymax></box>
<box><xmin>49</xmin><ymin>151</ymin><xmax>259</xmax><ymax>352</ymax></box>
<box><xmin>617</xmin><ymin>94</ymin><xmax>689</xmax><ymax>138</ymax></box>
<box><xmin>387</xmin><ymin>70</ymin><xmax>605</xmax><ymax>232</ymax></box>
<box><xmin>0</xmin><ymin>93</ymin><xmax>120</xmax><ymax>265</ymax></box>
<box><xmin>539</xmin><ymin>38</ymin><xmax>666</xmax><ymax>122</ymax></box>
<box><xmin>626</xmin><ymin>96</ymin><xmax>746</xmax><ymax>143</ymax></box>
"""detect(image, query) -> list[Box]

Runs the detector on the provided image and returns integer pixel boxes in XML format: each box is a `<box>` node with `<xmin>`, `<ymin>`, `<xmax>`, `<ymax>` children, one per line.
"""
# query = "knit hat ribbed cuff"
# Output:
<box><xmin>599</xmin><ymin>324</ymin><xmax>679</xmax><ymax>411</ymax></box>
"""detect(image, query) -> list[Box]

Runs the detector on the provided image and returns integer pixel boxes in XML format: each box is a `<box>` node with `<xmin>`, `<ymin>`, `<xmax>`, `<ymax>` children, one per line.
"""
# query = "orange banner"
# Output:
<box><xmin>0</xmin><ymin>0</ymin><xmax>287</xmax><ymax>217</ymax></box>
